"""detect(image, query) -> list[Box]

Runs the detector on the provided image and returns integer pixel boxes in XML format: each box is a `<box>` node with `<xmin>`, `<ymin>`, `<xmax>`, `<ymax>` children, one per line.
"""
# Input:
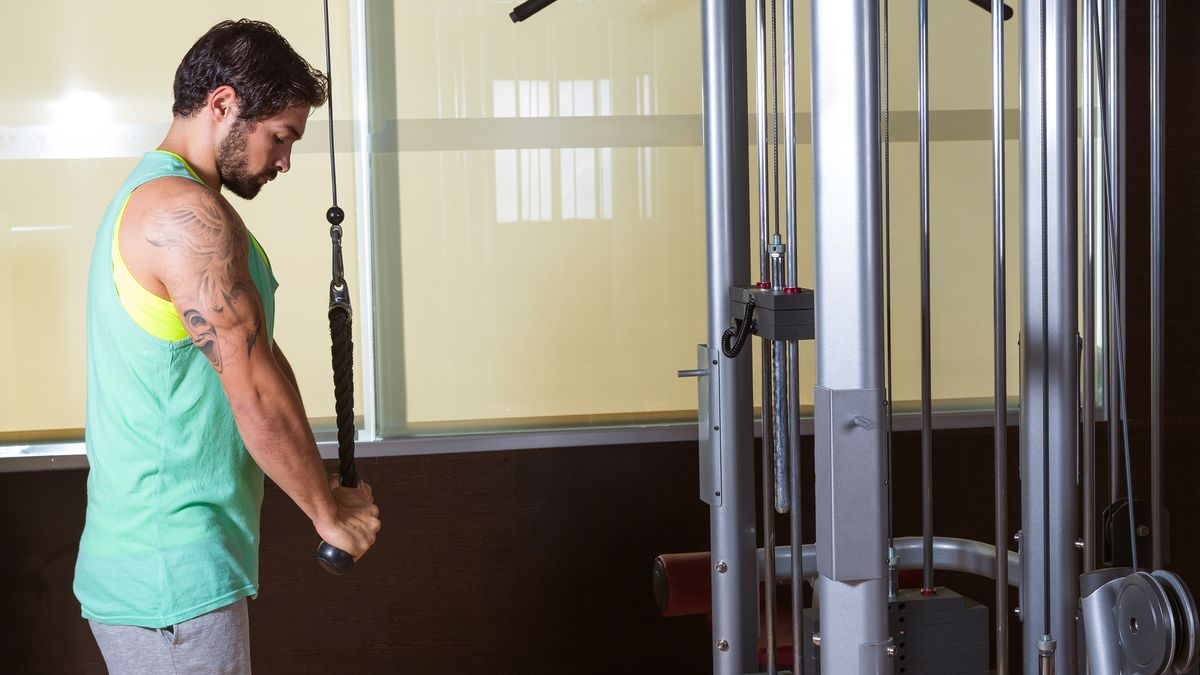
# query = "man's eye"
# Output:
<box><xmin>273</xmin><ymin>135</ymin><xmax>283</xmax><ymax>145</ymax></box>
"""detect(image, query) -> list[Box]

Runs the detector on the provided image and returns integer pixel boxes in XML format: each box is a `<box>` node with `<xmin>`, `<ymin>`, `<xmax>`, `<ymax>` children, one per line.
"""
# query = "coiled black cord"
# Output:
<box><xmin>721</xmin><ymin>298</ymin><xmax>756</xmax><ymax>358</ymax></box>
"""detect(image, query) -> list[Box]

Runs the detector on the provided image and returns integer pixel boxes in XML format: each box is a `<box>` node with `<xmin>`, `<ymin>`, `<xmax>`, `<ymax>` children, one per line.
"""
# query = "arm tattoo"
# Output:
<box><xmin>148</xmin><ymin>191</ymin><xmax>262</xmax><ymax>372</ymax></box>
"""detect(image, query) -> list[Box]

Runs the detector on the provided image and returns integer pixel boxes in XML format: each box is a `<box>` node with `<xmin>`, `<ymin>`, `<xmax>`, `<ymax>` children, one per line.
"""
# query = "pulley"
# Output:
<box><xmin>1082</xmin><ymin>569</ymin><xmax>1199</xmax><ymax>675</ymax></box>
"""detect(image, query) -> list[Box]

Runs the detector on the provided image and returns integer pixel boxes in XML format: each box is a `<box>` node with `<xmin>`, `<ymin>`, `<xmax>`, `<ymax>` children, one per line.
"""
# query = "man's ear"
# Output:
<box><xmin>208</xmin><ymin>86</ymin><xmax>239</xmax><ymax>124</ymax></box>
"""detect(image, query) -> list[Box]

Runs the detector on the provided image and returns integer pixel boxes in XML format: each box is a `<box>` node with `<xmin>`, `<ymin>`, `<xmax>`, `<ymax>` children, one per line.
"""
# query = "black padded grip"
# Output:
<box><xmin>316</xmin><ymin>541</ymin><xmax>354</xmax><ymax>575</ymax></box>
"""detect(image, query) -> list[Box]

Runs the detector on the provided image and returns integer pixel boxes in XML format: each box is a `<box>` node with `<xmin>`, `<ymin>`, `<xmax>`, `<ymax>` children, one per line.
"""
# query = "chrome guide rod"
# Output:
<box><xmin>1037</xmin><ymin>0</ymin><xmax>1054</xmax><ymax>658</ymax></box>
<box><xmin>774</xmin><ymin>0</ymin><xmax>798</xmax><ymax>518</ymax></box>
<box><xmin>1091</xmin><ymin>0</ymin><xmax>1140</xmax><ymax>575</ymax></box>
<box><xmin>763</xmin><ymin>337</ymin><xmax>779</xmax><ymax>675</ymax></box>
<box><xmin>772</xmin><ymin>0</ymin><xmax>780</xmax><ymax>241</ymax></box>
<box><xmin>811</xmin><ymin>0</ymin><xmax>888</xmax><ymax>670</ymax></box>
<box><xmin>882</xmin><ymin>0</ymin><xmax>899</xmax><ymax>601</ymax></box>
<box><xmin>1150</xmin><ymin>0</ymin><xmax>1164</xmax><ymax>571</ymax></box>
<box><xmin>760</xmin><ymin>249</ymin><xmax>781</xmax><ymax>675</ymax></box>
<box><xmin>990</xmin><ymin>0</ymin><xmax>1009</xmax><ymax>668</ymax></box>
<box><xmin>787</xmin><ymin>337</ymin><xmax>803</xmax><ymax>668</ymax></box>
<box><xmin>917</xmin><ymin>0</ymin><xmax>935</xmax><ymax>595</ymax></box>
<box><xmin>782</xmin><ymin>0</ymin><xmax>798</xmax><ymax>289</ymax></box>
<box><xmin>1019</xmin><ymin>0</ymin><xmax>1079</xmax><ymax>670</ymax></box>
<box><xmin>1104</xmin><ymin>0</ymin><xmax>1125</xmax><ymax>507</ymax></box>
<box><xmin>700</xmin><ymin>0</ymin><xmax>756</xmax><ymax>671</ymax></box>
<box><xmin>756</xmin><ymin>0</ymin><xmax>770</xmax><ymax>283</ymax></box>
<box><xmin>782</xmin><ymin>0</ymin><xmax>803</xmax><ymax>663</ymax></box>
<box><xmin>760</xmin><ymin>52</ymin><xmax>780</xmax><ymax>659</ymax></box>
<box><xmin>768</xmin><ymin>0</ymin><xmax>790</xmax><ymax>522</ymax></box>
<box><xmin>1082</xmin><ymin>0</ymin><xmax>1097</xmax><ymax>575</ymax></box>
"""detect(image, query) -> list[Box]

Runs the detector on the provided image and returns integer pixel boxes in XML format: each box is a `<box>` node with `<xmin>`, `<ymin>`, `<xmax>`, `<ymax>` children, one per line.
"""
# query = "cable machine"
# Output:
<box><xmin>644</xmin><ymin>0</ymin><xmax>1200</xmax><ymax>673</ymax></box>
<box><xmin>505</xmin><ymin>0</ymin><xmax>1198</xmax><ymax>671</ymax></box>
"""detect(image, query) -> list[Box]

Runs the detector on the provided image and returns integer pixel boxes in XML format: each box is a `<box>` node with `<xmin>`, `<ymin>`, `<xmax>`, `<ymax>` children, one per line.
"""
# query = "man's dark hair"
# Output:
<box><xmin>172</xmin><ymin>19</ymin><xmax>328</xmax><ymax>121</ymax></box>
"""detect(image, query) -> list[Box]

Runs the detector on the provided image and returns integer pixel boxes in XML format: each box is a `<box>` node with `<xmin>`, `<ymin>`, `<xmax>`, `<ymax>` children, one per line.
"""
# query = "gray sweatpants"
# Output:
<box><xmin>88</xmin><ymin>598</ymin><xmax>251</xmax><ymax>675</ymax></box>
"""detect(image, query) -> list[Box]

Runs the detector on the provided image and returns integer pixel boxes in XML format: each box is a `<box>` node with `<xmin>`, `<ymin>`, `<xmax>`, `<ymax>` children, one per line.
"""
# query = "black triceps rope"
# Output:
<box><xmin>315</xmin><ymin>0</ymin><xmax>360</xmax><ymax>576</ymax></box>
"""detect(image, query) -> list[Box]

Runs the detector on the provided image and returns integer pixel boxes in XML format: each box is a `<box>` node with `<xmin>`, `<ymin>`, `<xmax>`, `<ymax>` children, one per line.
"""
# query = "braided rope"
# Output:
<box><xmin>330</xmin><ymin>305</ymin><xmax>357</xmax><ymax>487</ymax></box>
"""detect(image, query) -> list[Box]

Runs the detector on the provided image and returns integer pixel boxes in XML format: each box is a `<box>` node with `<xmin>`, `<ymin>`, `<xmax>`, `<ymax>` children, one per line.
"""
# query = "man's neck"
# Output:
<box><xmin>157</xmin><ymin>118</ymin><xmax>222</xmax><ymax>192</ymax></box>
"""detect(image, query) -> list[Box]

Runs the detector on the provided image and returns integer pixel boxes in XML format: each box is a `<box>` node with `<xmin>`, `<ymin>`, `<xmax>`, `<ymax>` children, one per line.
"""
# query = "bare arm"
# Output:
<box><xmin>272</xmin><ymin>340</ymin><xmax>302</xmax><ymax>395</ymax></box>
<box><xmin>149</xmin><ymin>187</ymin><xmax>378</xmax><ymax>556</ymax></box>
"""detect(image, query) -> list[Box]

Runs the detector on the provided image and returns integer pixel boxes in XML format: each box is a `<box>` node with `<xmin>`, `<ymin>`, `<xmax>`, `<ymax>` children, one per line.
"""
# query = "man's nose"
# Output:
<box><xmin>275</xmin><ymin>152</ymin><xmax>291</xmax><ymax>174</ymax></box>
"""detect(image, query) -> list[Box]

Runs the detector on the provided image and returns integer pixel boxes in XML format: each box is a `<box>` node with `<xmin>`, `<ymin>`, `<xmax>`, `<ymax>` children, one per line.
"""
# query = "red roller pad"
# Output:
<box><xmin>654</xmin><ymin>552</ymin><xmax>713</xmax><ymax>617</ymax></box>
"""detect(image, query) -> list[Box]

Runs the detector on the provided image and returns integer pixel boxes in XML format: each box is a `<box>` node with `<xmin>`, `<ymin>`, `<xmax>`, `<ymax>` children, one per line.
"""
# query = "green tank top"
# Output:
<box><xmin>75</xmin><ymin>150</ymin><xmax>279</xmax><ymax>627</ymax></box>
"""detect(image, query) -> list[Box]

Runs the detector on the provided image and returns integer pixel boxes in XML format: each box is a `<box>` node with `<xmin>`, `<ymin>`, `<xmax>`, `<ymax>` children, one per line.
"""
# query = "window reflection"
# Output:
<box><xmin>636</xmin><ymin>74</ymin><xmax>654</xmax><ymax>219</ymax></box>
<box><xmin>492</xmin><ymin>78</ymin><xmax>616</xmax><ymax>224</ymax></box>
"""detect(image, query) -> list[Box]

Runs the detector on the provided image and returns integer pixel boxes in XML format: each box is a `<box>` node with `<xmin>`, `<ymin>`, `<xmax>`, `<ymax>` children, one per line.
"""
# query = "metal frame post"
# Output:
<box><xmin>810</xmin><ymin>0</ymin><xmax>889</xmax><ymax>671</ymax></box>
<box><xmin>1103</xmin><ymin>0</ymin><xmax>1126</xmax><ymax>506</ymax></box>
<box><xmin>1149</xmin><ymin>0</ymin><xmax>1165</xmax><ymax>572</ymax></box>
<box><xmin>1019</xmin><ymin>0</ymin><xmax>1079</xmax><ymax>671</ymax></box>
<box><xmin>701</xmin><ymin>0</ymin><xmax>756</xmax><ymax>672</ymax></box>
<box><xmin>1081</xmin><ymin>0</ymin><xmax>1097</xmax><ymax>578</ymax></box>
<box><xmin>989</xmin><ymin>0</ymin><xmax>1010</xmax><ymax>668</ymax></box>
<box><xmin>362</xmin><ymin>0</ymin><xmax>406</xmax><ymax>437</ymax></box>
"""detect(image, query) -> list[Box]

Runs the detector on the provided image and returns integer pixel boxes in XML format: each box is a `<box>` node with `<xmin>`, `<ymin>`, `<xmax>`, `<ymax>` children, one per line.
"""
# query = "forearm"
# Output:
<box><xmin>227</xmin><ymin>367</ymin><xmax>334</xmax><ymax>527</ymax></box>
<box><xmin>272</xmin><ymin>341</ymin><xmax>302</xmax><ymax>394</ymax></box>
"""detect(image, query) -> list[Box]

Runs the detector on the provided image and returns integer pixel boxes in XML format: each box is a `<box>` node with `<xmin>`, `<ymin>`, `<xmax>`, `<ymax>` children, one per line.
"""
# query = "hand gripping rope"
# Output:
<box><xmin>315</xmin><ymin>0</ymin><xmax>360</xmax><ymax>576</ymax></box>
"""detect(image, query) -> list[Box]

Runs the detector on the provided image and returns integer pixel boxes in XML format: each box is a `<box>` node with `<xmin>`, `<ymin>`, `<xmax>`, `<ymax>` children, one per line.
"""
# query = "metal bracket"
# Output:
<box><xmin>690</xmin><ymin>344</ymin><xmax>722</xmax><ymax>506</ymax></box>
<box><xmin>858</xmin><ymin>637</ymin><xmax>895</xmax><ymax>674</ymax></box>
<box><xmin>814</xmin><ymin>386</ymin><xmax>886</xmax><ymax>582</ymax></box>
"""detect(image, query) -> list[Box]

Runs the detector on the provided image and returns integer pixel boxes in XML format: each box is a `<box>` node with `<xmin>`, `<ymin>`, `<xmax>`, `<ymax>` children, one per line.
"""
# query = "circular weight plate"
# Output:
<box><xmin>1152</xmin><ymin>570</ymin><xmax>1199</xmax><ymax>674</ymax></box>
<box><xmin>1118</xmin><ymin>571</ymin><xmax>1174</xmax><ymax>674</ymax></box>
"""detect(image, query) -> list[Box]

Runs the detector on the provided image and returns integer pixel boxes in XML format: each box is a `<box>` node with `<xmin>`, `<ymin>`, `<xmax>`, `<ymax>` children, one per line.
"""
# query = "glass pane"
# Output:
<box><xmin>373</xmin><ymin>0</ymin><xmax>1035</xmax><ymax>437</ymax></box>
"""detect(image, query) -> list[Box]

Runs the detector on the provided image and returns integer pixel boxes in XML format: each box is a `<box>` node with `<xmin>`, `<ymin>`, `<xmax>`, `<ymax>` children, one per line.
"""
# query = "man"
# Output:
<box><xmin>75</xmin><ymin>19</ymin><xmax>381</xmax><ymax>674</ymax></box>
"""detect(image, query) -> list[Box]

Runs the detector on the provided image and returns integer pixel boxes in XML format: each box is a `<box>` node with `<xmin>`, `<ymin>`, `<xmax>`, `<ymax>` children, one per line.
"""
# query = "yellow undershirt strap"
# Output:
<box><xmin>113</xmin><ymin>151</ymin><xmax>273</xmax><ymax>342</ymax></box>
<box><xmin>113</xmin><ymin>193</ymin><xmax>188</xmax><ymax>341</ymax></box>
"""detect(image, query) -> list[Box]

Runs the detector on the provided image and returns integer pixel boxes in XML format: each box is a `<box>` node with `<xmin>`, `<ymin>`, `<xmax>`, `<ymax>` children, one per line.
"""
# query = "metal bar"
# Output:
<box><xmin>1104</xmin><ymin>0</ymin><xmax>1126</xmax><ymax>507</ymax></box>
<box><xmin>783</xmin><ymin>0</ymin><xmax>798</xmax><ymax>289</ymax></box>
<box><xmin>772</xmin><ymin>0</ymin><xmax>780</xmax><ymax>240</ymax></box>
<box><xmin>1082</xmin><ymin>0</ymin><xmax>1097</xmax><ymax>576</ymax></box>
<box><xmin>1038</xmin><ymin>0</ymin><xmax>1053</xmax><ymax>644</ymax></box>
<box><xmin>810</xmin><ymin>0</ymin><xmax>887</xmax><ymax>670</ymax></box>
<box><xmin>756</xmin><ymin>0</ymin><xmax>771</xmax><ymax>283</ymax></box>
<box><xmin>700</xmin><ymin>0</ymin><xmax>756</xmax><ymax>670</ymax></box>
<box><xmin>1150</xmin><ymin>0</ymin><xmax>1165</xmax><ymax>571</ymax></box>
<box><xmin>763</xmin><ymin>535</ymin><xmax>1023</xmax><ymax>586</ymax></box>
<box><xmin>787</xmin><ymin>340</ymin><xmax>804</xmax><ymax>668</ymax></box>
<box><xmin>882</xmin><ymin>0</ymin><xmax>899</xmax><ymax>602</ymax></box>
<box><xmin>1092</xmin><ymin>0</ymin><xmax>1143</xmax><ymax>575</ymax></box>
<box><xmin>773</xmin><ymin>341</ymin><xmax>789</xmax><ymax>516</ymax></box>
<box><xmin>1019</xmin><ymin>0</ymin><xmax>1079</xmax><ymax>670</ymax></box>
<box><xmin>762</xmin><ymin>340</ymin><xmax>779</xmax><ymax>675</ymax></box>
<box><xmin>771</xmin><ymin>250</ymin><xmax>790</xmax><ymax>516</ymax></box>
<box><xmin>989</xmin><ymin>0</ymin><xmax>1009</xmax><ymax>668</ymax></box>
<box><xmin>782</xmin><ymin>0</ymin><xmax>803</xmax><ymax>662</ymax></box>
<box><xmin>917</xmin><ymin>0</ymin><xmax>935</xmax><ymax>595</ymax></box>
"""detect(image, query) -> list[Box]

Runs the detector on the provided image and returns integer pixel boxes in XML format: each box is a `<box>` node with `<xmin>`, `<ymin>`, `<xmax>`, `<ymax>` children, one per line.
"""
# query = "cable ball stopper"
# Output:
<box><xmin>326</xmin><ymin>205</ymin><xmax>345</xmax><ymax>226</ymax></box>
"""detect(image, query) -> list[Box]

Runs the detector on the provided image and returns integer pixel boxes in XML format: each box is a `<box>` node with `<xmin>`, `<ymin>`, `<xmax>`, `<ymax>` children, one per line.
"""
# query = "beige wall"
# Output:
<box><xmin>0</xmin><ymin>1</ymin><xmax>360</xmax><ymax>436</ymax></box>
<box><xmin>2</xmin><ymin>0</ymin><xmax>1026</xmax><ymax>438</ymax></box>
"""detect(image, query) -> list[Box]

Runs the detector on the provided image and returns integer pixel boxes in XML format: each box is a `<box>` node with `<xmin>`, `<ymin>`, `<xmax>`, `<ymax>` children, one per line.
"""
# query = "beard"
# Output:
<box><xmin>216</xmin><ymin>119</ymin><xmax>276</xmax><ymax>200</ymax></box>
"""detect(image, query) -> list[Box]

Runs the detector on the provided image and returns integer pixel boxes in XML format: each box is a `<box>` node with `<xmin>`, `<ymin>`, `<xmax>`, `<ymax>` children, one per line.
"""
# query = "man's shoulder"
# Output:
<box><xmin>126</xmin><ymin>178</ymin><xmax>243</xmax><ymax>237</ymax></box>
<box><xmin>132</xmin><ymin>175</ymin><xmax>216</xmax><ymax>211</ymax></box>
